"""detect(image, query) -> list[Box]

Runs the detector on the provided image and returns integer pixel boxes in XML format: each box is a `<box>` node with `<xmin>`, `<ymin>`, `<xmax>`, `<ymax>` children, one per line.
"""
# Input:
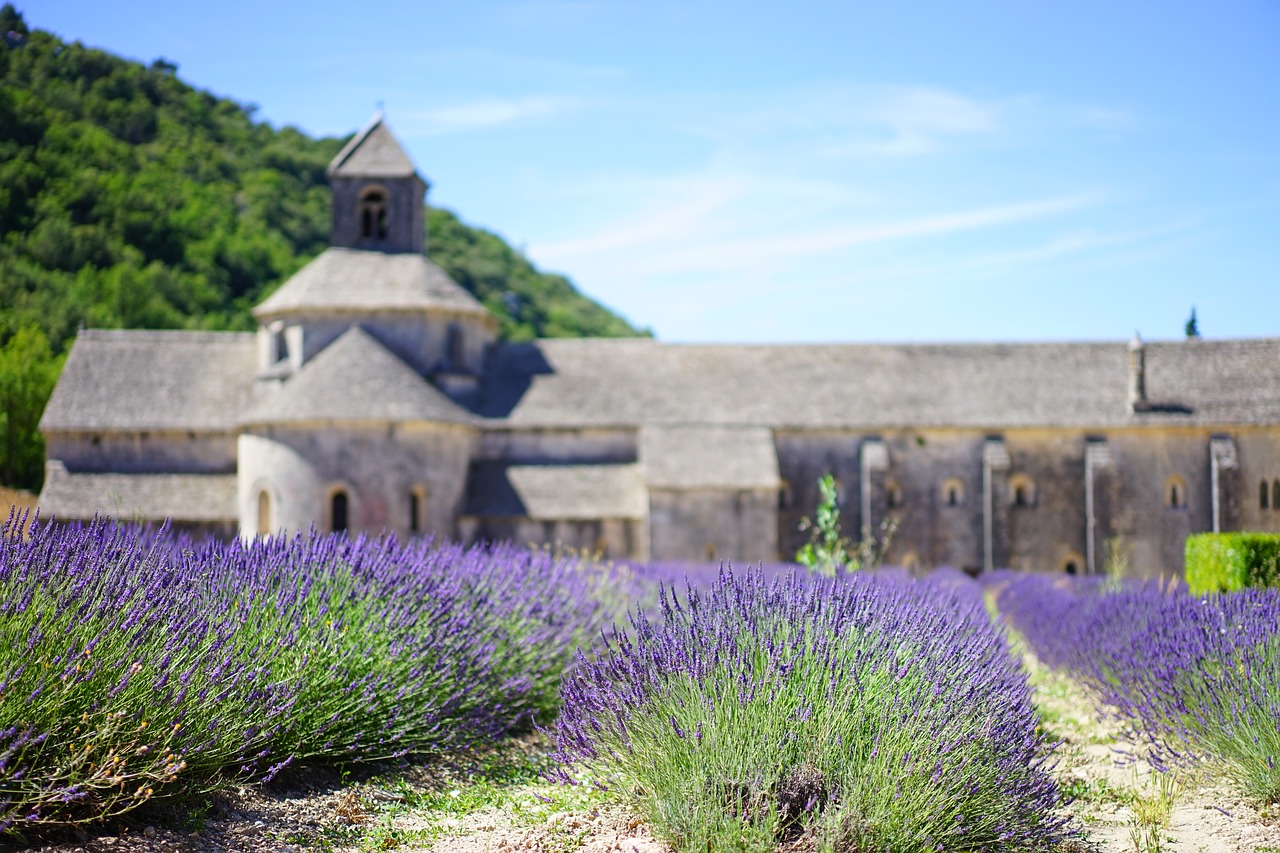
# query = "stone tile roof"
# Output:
<box><xmin>641</xmin><ymin>425</ymin><xmax>780</xmax><ymax>489</ymax></box>
<box><xmin>254</xmin><ymin>248</ymin><xmax>489</xmax><ymax>319</ymax></box>
<box><xmin>477</xmin><ymin>337</ymin><xmax>1280</xmax><ymax>430</ymax></box>
<box><xmin>39</xmin><ymin>461</ymin><xmax>236</xmax><ymax>522</ymax></box>
<box><xmin>328</xmin><ymin>114</ymin><xmax>417</xmax><ymax>179</ymax></box>
<box><xmin>240</xmin><ymin>326</ymin><xmax>473</xmax><ymax>426</ymax></box>
<box><xmin>39</xmin><ymin>330</ymin><xmax>256</xmax><ymax>432</ymax></box>
<box><xmin>463</xmin><ymin>462</ymin><xmax>647</xmax><ymax>520</ymax></box>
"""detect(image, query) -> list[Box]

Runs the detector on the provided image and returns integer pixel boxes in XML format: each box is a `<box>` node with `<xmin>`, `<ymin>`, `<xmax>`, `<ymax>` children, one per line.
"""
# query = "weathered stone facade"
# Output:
<box><xmin>38</xmin><ymin>115</ymin><xmax>1280</xmax><ymax>578</ymax></box>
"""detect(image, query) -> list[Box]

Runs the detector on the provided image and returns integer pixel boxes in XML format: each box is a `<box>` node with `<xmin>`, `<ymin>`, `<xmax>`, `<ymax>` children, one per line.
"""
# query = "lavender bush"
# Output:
<box><xmin>995</xmin><ymin>573</ymin><xmax>1280</xmax><ymax>802</ymax></box>
<box><xmin>0</xmin><ymin>514</ymin><xmax>615</xmax><ymax>834</ymax></box>
<box><xmin>553</xmin><ymin>567</ymin><xmax>1069</xmax><ymax>852</ymax></box>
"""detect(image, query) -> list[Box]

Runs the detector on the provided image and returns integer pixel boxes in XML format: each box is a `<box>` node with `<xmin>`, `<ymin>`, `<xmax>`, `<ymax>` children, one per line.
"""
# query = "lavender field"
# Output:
<box><xmin>3</xmin><ymin>515</ymin><xmax>1279</xmax><ymax>852</ymax></box>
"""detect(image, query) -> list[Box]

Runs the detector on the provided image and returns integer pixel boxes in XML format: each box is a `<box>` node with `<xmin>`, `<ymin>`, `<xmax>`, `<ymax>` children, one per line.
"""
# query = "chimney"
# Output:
<box><xmin>1128</xmin><ymin>332</ymin><xmax>1149</xmax><ymax>413</ymax></box>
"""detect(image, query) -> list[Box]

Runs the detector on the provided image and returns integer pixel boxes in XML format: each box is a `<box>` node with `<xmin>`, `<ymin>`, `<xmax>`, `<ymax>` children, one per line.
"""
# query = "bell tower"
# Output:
<box><xmin>327</xmin><ymin>112</ymin><xmax>428</xmax><ymax>254</ymax></box>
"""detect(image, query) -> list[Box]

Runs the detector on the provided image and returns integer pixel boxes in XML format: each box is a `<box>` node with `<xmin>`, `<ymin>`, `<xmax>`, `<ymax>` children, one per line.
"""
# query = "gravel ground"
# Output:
<box><xmin>23</xmin><ymin>763</ymin><xmax>367</xmax><ymax>853</ymax></box>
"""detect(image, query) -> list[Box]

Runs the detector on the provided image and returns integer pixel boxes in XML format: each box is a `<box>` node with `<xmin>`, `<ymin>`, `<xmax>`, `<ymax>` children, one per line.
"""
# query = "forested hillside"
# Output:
<box><xmin>0</xmin><ymin>7</ymin><xmax>645</xmax><ymax>491</ymax></box>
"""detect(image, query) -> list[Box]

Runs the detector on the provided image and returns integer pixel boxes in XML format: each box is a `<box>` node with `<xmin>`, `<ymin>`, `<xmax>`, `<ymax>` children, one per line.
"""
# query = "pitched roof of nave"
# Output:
<box><xmin>474</xmin><ymin>336</ymin><xmax>1280</xmax><ymax>430</ymax></box>
<box><xmin>39</xmin><ymin>329</ymin><xmax>257</xmax><ymax>432</ymax></box>
<box><xmin>40</xmin><ymin>327</ymin><xmax>1280</xmax><ymax>436</ymax></box>
<box><xmin>239</xmin><ymin>325</ymin><xmax>474</xmax><ymax>426</ymax></box>
<box><xmin>640</xmin><ymin>426</ymin><xmax>781</xmax><ymax>489</ymax></box>
<box><xmin>327</xmin><ymin>113</ymin><xmax>418</xmax><ymax>179</ymax></box>
<box><xmin>462</xmin><ymin>462</ymin><xmax>647</xmax><ymax>520</ymax></box>
<box><xmin>253</xmin><ymin>248</ymin><xmax>492</xmax><ymax>319</ymax></box>
<box><xmin>39</xmin><ymin>462</ymin><xmax>236</xmax><ymax>522</ymax></box>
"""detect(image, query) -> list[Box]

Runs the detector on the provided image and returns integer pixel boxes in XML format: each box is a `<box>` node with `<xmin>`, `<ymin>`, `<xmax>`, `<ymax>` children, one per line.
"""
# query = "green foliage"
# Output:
<box><xmin>427</xmin><ymin>208</ymin><xmax>646</xmax><ymax>342</ymax></box>
<box><xmin>0</xmin><ymin>324</ymin><xmax>64</xmax><ymax>488</ymax></box>
<box><xmin>1185</xmin><ymin>532</ymin><xmax>1280</xmax><ymax>594</ymax></box>
<box><xmin>1184</xmin><ymin>306</ymin><xmax>1199</xmax><ymax>338</ymax></box>
<box><xmin>795</xmin><ymin>474</ymin><xmax>850</xmax><ymax>576</ymax></box>
<box><xmin>0</xmin><ymin>9</ymin><xmax>644</xmax><ymax>490</ymax></box>
<box><xmin>795</xmin><ymin>474</ymin><xmax>897</xmax><ymax>576</ymax></box>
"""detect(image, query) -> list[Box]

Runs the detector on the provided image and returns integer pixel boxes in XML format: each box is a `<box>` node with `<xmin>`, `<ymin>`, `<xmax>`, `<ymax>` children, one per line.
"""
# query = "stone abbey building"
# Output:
<box><xmin>38</xmin><ymin>116</ymin><xmax>1280</xmax><ymax>577</ymax></box>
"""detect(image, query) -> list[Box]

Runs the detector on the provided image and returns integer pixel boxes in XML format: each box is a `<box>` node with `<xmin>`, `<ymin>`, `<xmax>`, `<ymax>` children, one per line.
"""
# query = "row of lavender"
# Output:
<box><xmin>994</xmin><ymin>572</ymin><xmax>1280</xmax><ymax>802</ymax></box>
<box><xmin>6</xmin><ymin>515</ymin><xmax>1075</xmax><ymax>850</ymax></box>
<box><xmin>553</xmin><ymin>567</ymin><xmax>1072</xmax><ymax>851</ymax></box>
<box><xmin>0</xmin><ymin>515</ymin><xmax>621</xmax><ymax>835</ymax></box>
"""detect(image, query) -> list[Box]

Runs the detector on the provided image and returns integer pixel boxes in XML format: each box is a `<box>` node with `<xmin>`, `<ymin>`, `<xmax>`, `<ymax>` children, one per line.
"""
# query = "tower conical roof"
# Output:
<box><xmin>327</xmin><ymin>112</ymin><xmax>417</xmax><ymax>179</ymax></box>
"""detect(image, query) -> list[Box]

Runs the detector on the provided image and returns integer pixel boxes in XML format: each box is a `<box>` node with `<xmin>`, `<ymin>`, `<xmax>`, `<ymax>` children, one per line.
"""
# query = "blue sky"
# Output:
<box><xmin>32</xmin><ymin>1</ymin><xmax>1280</xmax><ymax>343</ymax></box>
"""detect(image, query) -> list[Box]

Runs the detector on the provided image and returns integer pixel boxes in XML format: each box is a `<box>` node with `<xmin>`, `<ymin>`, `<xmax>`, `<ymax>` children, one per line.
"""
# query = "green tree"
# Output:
<box><xmin>1185</xmin><ymin>306</ymin><xmax>1199</xmax><ymax>338</ymax></box>
<box><xmin>0</xmin><ymin>324</ymin><xmax>63</xmax><ymax>488</ymax></box>
<box><xmin>0</xmin><ymin>8</ymin><xmax>646</xmax><ymax>490</ymax></box>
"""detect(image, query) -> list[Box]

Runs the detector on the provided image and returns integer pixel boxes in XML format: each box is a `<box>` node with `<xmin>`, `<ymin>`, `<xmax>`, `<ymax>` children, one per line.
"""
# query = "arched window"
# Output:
<box><xmin>331</xmin><ymin>489</ymin><xmax>350</xmax><ymax>532</ymax></box>
<box><xmin>358</xmin><ymin>188</ymin><xmax>388</xmax><ymax>240</ymax></box>
<box><xmin>267</xmin><ymin>320</ymin><xmax>287</xmax><ymax>364</ymax></box>
<box><xmin>256</xmin><ymin>489</ymin><xmax>271</xmax><ymax>537</ymax></box>
<box><xmin>446</xmin><ymin>324</ymin><xmax>465</xmax><ymax>369</ymax></box>
<box><xmin>1274</xmin><ymin>479</ymin><xmax>1280</xmax><ymax>511</ymax></box>
<box><xmin>1060</xmin><ymin>550</ymin><xmax>1084</xmax><ymax>576</ymax></box>
<box><xmin>1165</xmin><ymin>476</ymin><xmax>1187</xmax><ymax>510</ymax></box>
<box><xmin>409</xmin><ymin>485</ymin><xmax>428</xmax><ymax>534</ymax></box>
<box><xmin>941</xmin><ymin>477</ymin><xmax>965</xmax><ymax>507</ymax></box>
<box><xmin>1262</xmin><ymin>479</ymin><xmax>1270</xmax><ymax>510</ymax></box>
<box><xmin>777</xmin><ymin>481</ymin><xmax>793</xmax><ymax>510</ymax></box>
<box><xmin>1009</xmin><ymin>473</ymin><xmax>1036</xmax><ymax>508</ymax></box>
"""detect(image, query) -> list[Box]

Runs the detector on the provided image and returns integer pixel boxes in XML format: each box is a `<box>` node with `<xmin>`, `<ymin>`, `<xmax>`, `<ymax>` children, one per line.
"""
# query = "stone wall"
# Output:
<box><xmin>774</xmin><ymin>426</ymin><xmax>1280</xmax><ymax>579</ymax></box>
<box><xmin>330</xmin><ymin>175</ymin><xmax>425</xmax><ymax>255</ymax></box>
<box><xmin>237</xmin><ymin>421</ymin><xmax>474</xmax><ymax>539</ymax></box>
<box><xmin>476</xmin><ymin>428</ymin><xmax>637</xmax><ymax>464</ymax></box>
<box><xmin>269</xmin><ymin>310</ymin><xmax>494</xmax><ymax>378</ymax></box>
<box><xmin>46</xmin><ymin>430</ymin><xmax>237</xmax><ymax>475</ymax></box>
<box><xmin>647</xmin><ymin>488</ymin><xmax>778</xmax><ymax>563</ymax></box>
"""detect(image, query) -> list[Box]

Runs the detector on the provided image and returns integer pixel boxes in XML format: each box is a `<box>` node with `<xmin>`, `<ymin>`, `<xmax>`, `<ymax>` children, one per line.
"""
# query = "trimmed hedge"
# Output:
<box><xmin>1185</xmin><ymin>532</ymin><xmax>1280</xmax><ymax>594</ymax></box>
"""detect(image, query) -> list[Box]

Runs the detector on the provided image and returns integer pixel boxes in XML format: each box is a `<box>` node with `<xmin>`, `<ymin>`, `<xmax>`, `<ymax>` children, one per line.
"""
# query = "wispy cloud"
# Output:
<box><xmin>400</xmin><ymin>96</ymin><xmax>578</xmax><ymax>135</ymax></box>
<box><xmin>668</xmin><ymin>84</ymin><xmax>1014</xmax><ymax>161</ymax></box>
<box><xmin>536</xmin><ymin>191</ymin><xmax>1102</xmax><ymax>275</ymax></box>
<box><xmin>854</xmin><ymin>86</ymin><xmax>1003</xmax><ymax>156</ymax></box>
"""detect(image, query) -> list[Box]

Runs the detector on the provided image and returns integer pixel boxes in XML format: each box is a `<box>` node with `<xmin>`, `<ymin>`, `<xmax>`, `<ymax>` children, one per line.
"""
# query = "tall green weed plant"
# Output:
<box><xmin>795</xmin><ymin>474</ymin><xmax>896</xmax><ymax>576</ymax></box>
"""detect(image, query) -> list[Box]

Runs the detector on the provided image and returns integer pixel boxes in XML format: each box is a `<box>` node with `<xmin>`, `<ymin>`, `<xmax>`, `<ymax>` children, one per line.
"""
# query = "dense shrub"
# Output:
<box><xmin>996</xmin><ymin>573</ymin><xmax>1280</xmax><ymax>802</ymax></box>
<box><xmin>1185</xmin><ymin>532</ymin><xmax>1280</xmax><ymax>593</ymax></box>
<box><xmin>0</xmin><ymin>514</ymin><xmax>618</xmax><ymax>834</ymax></box>
<box><xmin>554</xmin><ymin>567</ymin><xmax>1069</xmax><ymax>852</ymax></box>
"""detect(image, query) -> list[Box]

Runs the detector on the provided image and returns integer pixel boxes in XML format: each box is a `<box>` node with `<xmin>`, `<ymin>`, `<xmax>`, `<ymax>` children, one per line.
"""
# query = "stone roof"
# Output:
<box><xmin>463</xmin><ymin>462</ymin><xmax>647</xmax><ymax>520</ymax></box>
<box><xmin>39</xmin><ymin>461</ymin><xmax>236</xmax><ymax>522</ymax></box>
<box><xmin>477</xmin><ymin>337</ymin><xmax>1280</xmax><ymax>430</ymax></box>
<box><xmin>328</xmin><ymin>114</ymin><xmax>417</xmax><ymax>179</ymax></box>
<box><xmin>641</xmin><ymin>426</ymin><xmax>780</xmax><ymax>489</ymax></box>
<box><xmin>40</xmin><ymin>330</ymin><xmax>256</xmax><ymax>432</ymax></box>
<box><xmin>240</xmin><ymin>326</ymin><xmax>473</xmax><ymax>426</ymax></box>
<box><xmin>254</xmin><ymin>248</ymin><xmax>490</xmax><ymax>319</ymax></box>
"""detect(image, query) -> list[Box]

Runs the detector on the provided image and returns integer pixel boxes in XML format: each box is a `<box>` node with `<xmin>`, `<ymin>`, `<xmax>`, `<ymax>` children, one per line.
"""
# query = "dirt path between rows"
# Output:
<box><xmin>1024</xmin><ymin>646</ymin><xmax>1278</xmax><ymax>853</ymax></box>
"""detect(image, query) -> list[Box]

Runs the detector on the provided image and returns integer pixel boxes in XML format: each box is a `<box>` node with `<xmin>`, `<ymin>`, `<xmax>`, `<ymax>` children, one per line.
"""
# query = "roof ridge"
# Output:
<box><xmin>75</xmin><ymin>329</ymin><xmax>256</xmax><ymax>343</ymax></box>
<box><xmin>327</xmin><ymin>112</ymin><xmax>385</xmax><ymax>176</ymax></box>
